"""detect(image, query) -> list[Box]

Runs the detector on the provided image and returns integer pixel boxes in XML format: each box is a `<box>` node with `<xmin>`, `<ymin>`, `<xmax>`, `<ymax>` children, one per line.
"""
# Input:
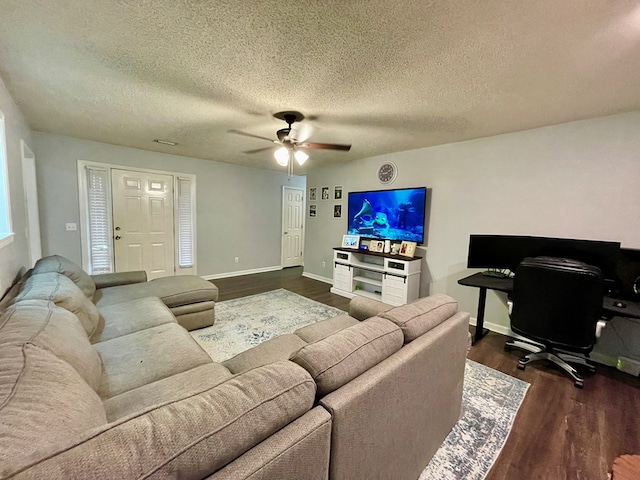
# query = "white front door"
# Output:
<box><xmin>111</xmin><ymin>169</ymin><xmax>175</xmax><ymax>280</ymax></box>
<box><xmin>282</xmin><ymin>186</ymin><xmax>304</xmax><ymax>268</ymax></box>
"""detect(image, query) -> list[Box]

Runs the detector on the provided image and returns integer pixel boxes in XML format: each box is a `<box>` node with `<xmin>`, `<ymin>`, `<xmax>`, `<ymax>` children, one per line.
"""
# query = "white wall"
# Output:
<box><xmin>32</xmin><ymin>132</ymin><xmax>305</xmax><ymax>278</ymax></box>
<box><xmin>305</xmin><ymin>111</ymin><xmax>640</xmax><ymax>331</ymax></box>
<box><xmin>0</xmin><ymin>77</ymin><xmax>32</xmax><ymax>294</ymax></box>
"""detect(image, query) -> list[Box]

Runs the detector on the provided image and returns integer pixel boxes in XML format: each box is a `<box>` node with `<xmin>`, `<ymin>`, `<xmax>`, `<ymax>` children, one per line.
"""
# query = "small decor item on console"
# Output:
<box><xmin>399</xmin><ymin>241</ymin><xmax>417</xmax><ymax>258</ymax></box>
<box><xmin>391</xmin><ymin>243</ymin><xmax>400</xmax><ymax>255</ymax></box>
<box><xmin>384</xmin><ymin>239</ymin><xmax>391</xmax><ymax>253</ymax></box>
<box><xmin>342</xmin><ymin>234</ymin><xmax>360</xmax><ymax>249</ymax></box>
<box><xmin>369</xmin><ymin>240</ymin><xmax>385</xmax><ymax>253</ymax></box>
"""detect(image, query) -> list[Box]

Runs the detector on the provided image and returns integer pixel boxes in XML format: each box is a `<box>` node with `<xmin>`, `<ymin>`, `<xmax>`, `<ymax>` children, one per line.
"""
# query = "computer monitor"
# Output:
<box><xmin>467</xmin><ymin>234</ymin><xmax>621</xmax><ymax>280</ymax></box>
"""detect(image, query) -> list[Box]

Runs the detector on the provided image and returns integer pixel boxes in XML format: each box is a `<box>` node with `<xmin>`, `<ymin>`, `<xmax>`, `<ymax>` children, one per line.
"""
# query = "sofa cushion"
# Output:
<box><xmin>91</xmin><ymin>296</ymin><xmax>177</xmax><ymax>343</ymax></box>
<box><xmin>33</xmin><ymin>255</ymin><xmax>96</xmax><ymax>300</ymax></box>
<box><xmin>0</xmin><ymin>300</ymin><xmax>102</xmax><ymax>391</ymax></box>
<box><xmin>104</xmin><ymin>362</ymin><xmax>233</xmax><ymax>421</ymax></box>
<box><xmin>94</xmin><ymin>275</ymin><xmax>218</xmax><ymax>308</ymax></box>
<box><xmin>380</xmin><ymin>294</ymin><xmax>458</xmax><ymax>343</ymax></box>
<box><xmin>94</xmin><ymin>322</ymin><xmax>213</xmax><ymax>399</ymax></box>
<box><xmin>290</xmin><ymin>317</ymin><xmax>404</xmax><ymax>397</ymax></box>
<box><xmin>294</xmin><ymin>314</ymin><xmax>360</xmax><ymax>343</ymax></box>
<box><xmin>0</xmin><ymin>343</ymin><xmax>107</xmax><ymax>477</ymax></box>
<box><xmin>0</xmin><ymin>268</ymin><xmax>32</xmax><ymax>311</ymax></box>
<box><xmin>222</xmin><ymin>334</ymin><xmax>308</xmax><ymax>374</ymax></box>
<box><xmin>15</xmin><ymin>272</ymin><xmax>102</xmax><ymax>338</ymax></box>
<box><xmin>5</xmin><ymin>362</ymin><xmax>315</xmax><ymax>479</ymax></box>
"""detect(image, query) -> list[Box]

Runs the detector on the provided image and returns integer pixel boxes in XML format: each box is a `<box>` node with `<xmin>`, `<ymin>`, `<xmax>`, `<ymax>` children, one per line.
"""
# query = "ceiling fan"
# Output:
<box><xmin>228</xmin><ymin>111</ymin><xmax>351</xmax><ymax>172</ymax></box>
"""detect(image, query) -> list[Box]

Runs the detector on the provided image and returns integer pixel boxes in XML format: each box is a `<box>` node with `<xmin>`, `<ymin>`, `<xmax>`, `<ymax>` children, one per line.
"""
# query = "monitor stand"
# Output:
<box><xmin>482</xmin><ymin>269</ymin><xmax>510</xmax><ymax>278</ymax></box>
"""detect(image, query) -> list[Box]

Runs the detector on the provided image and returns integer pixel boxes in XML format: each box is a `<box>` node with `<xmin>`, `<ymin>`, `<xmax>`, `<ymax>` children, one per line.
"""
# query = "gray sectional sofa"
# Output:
<box><xmin>0</xmin><ymin>255</ymin><xmax>470</xmax><ymax>480</ymax></box>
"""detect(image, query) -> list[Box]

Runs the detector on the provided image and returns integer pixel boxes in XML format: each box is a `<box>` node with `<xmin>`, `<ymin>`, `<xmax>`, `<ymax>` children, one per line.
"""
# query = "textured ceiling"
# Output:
<box><xmin>1</xmin><ymin>1</ymin><xmax>640</xmax><ymax>173</ymax></box>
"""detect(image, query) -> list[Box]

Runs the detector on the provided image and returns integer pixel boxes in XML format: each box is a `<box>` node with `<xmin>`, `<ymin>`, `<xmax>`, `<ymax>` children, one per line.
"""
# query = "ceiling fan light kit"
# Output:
<box><xmin>229</xmin><ymin>110</ymin><xmax>352</xmax><ymax>172</ymax></box>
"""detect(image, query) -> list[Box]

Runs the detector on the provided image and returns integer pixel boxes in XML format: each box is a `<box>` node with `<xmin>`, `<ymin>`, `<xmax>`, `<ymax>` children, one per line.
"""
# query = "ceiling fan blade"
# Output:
<box><xmin>243</xmin><ymin>146</ymin><xmax>274</xmax><ymax>154</ymax></box>
<box><xmin>299</xmin><ymin>142</ymin><xmax>351</xmax><ymax>151</ymax></box>
<box><xmin>228</xmin><ymin>129</ymin><xmax>277</xmax><ymax>143</ymax></box>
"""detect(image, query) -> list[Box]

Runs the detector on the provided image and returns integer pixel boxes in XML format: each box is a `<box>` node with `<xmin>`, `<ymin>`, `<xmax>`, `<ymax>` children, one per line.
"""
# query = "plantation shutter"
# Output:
<box><xmin>177</xmin><ymin>177</ymin><xmax>194</xmax><ymax>268</ymax></box>
<box><xmin>85</xmin><ymin>166</ymin><xmax>113</xmax><ymax>274</ymax></box>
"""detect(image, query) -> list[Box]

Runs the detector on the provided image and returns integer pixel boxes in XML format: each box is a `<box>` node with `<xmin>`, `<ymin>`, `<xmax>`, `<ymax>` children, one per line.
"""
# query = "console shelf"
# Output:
<box><xmin>330</xmin><ymin>247</ymin><xmax>422</xmax><ymax>306</ymax></box>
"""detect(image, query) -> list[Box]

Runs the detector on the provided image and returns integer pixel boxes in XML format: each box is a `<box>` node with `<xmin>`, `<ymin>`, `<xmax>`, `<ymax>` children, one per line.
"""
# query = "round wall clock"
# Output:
<box><xmin>377</xmin><ymin>162</ymin><xmax>397</xmax><ymax>184</ymax></box>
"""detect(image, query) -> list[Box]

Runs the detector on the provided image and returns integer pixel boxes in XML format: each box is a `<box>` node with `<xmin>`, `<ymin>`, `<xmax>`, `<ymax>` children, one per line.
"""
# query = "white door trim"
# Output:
<box><xmin>77</xmin><ymin>160</ymin><xmax>197</xmax><ymax>275</ymax></box>
<box><xmin>21</xmin><ymin>140</ymin><xmax>41</xmax><ymax>266</ymax></box>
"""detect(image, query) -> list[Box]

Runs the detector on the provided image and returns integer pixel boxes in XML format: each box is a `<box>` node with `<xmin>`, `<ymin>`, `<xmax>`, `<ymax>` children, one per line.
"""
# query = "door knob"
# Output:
<box><xmin>115</xmin><ymin>235</ymin><xmax>121</xmax><ymax>240</ymax></box>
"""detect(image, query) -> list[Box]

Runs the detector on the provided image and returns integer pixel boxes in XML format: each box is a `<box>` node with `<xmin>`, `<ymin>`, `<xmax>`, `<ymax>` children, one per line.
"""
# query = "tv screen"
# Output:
<box><xmin>347</xmin><ymin>187</ymin><xmax>426</xmax><ymax>243</ymax></box>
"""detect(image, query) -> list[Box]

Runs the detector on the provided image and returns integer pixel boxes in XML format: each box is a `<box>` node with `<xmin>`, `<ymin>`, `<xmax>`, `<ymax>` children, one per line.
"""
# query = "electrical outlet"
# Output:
<box><xmin>322</xmin><ymin>261</ymin><xmax>326</xmax><ymax>268</ymax></box>
<box><xmin>234</xmin><ymin>257</ymin><xmax>239</xmax><ymax>264</ymax></box>
<box><xmin>65</xmin><ymin>223</ymin><xmax>77</xmax><ymax>231</ymax></box>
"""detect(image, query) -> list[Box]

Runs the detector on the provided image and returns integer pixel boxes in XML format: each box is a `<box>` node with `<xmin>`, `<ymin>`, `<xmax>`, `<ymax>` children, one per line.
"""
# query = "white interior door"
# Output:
<box><xmin>21</xmin><ymin>141</ymin><xmax>41</xmax><ymax>266</ymax></box>
<box><xmin>282</xmin><ymin>186</ymin><xmax>304</xmax><ymax>268</ymax></box>
<box><xmin>111</xmin><ymin>169</ymin><xmax>175</xmax><ymax>279</ymax></box>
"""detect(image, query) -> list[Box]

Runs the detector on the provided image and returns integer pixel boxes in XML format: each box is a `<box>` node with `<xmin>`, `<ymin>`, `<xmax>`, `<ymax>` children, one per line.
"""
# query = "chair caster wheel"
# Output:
<box><xmin>517</xmin><ymin>363</ymin><xmax>525</xmax><ymax>370</ymax></box>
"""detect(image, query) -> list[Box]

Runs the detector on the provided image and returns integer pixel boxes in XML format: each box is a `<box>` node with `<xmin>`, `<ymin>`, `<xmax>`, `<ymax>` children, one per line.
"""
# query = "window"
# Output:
<box><xmin>176</xmin><ymin>177</ymin><xmax>195</xmax><ymax>268</ymax></box>
<box><xmin>0</xmin><ymin>110</ymin><xmax>14</xmax><ymax>249</ymax></box>
<box><xmin>85</xmin><ymin>165</ymin><xmax>113</xmax><ymax>274</ymax></box>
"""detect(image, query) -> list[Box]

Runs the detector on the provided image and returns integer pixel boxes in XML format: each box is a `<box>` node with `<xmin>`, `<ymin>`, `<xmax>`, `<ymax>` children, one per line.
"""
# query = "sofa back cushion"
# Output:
<box><xmin>380</xmin><ymin>294</ymin><xmax>458</xmax><ymax>343</ymax></box>
<box><xmin>34</xmin><ymin>255</ymin><xmax>96</xmax><ymax>300</ymax></box>
<box><xmin>0</xmin><ymin>299</ymin><xmax>102</xmax><ymax>391</ymax></box>
<box><xmin>0</xmin><ymin>269</ymin><xmax>32</xmax><ymax>312</ymax></box>
<box><xmin>290</xmin><ymin>317</ymin><xmax>403</xmax><ymax>397</ymax></box>
<box><xmin>15</xmin><ymin>272</ymin><xmax>102</xmax><ymax>338</ymax></box>
<box><xmin>0</xmin><ymin>343</ymin><xmax>107</xmax><ymax>478</ymax></box>
<box><xmin>3</xmin><ymin>361</ymin><xmax>315</xmax><ymax>479</ymax></box>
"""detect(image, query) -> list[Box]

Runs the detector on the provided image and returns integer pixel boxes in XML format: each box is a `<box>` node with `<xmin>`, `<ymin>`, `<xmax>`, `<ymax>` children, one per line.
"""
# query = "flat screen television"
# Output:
<box><xmin>347</xmin><ymin>187</ymin><xmax>427</xmax><ymax>243</ymax></box>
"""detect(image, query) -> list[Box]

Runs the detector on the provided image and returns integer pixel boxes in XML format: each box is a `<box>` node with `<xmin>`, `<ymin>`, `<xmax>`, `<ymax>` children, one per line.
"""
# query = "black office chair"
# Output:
<box><xmin>505</xmin><ymin>256</ymin><xmax>606</xmax><ymax>388</ymax></box>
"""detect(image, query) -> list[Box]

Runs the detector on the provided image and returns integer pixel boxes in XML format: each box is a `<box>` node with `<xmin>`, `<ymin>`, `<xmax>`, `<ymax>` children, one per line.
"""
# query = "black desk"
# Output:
<box><xmin>458</xmin><ymin>272</ymin><xmax>640</xmax><ymax>344</ymax></box>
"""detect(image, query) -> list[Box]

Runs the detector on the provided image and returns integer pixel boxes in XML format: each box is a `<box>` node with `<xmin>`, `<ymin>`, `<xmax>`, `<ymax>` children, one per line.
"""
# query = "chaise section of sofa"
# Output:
<box><xmin>33</xmin><ymin>254</ymin><xmax>218</xmax><ymax>331</ymax></box>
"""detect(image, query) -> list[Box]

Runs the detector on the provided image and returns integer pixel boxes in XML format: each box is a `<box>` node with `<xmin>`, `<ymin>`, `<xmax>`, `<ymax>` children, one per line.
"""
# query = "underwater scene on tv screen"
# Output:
<box><xmin>347</xmin><ymin>187</ymin><xmax>426</xmax><ymax>243</ymax></box>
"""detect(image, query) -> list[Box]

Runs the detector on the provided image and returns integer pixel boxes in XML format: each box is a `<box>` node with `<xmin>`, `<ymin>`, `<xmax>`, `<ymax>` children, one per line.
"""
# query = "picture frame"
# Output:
<box><xmin>309</xmin><ymin>187</ymin><xmax>317</xmax><ymax>201</ymax></box>
<box><xmin>369</xmin><ymin>240</ymin><xmax>385</xmax><ymax>253</ymax></box>
<box><xmin>334</xmin><ymin>185</ymin><xmax>343</xmax><ymax>200</ymax></box>
<box><xmin>309</xmin><ymin>204</ymin><xmax>317</xmax><ymax>217</ymax></box>
<box><xmin>342</xmin><ymin>234</ymin><xmax>360</xmax><ymax>249</ymax></box>
<box><xmin>321</xmin><ymin>186</ymin><xmax>330</xmax><ymax>200</ymax></box>
<box><xmin>399</xmin><ymin>241</ymin><xmax>417</xmax><ymax>258</ymax></box>
<box><xmin>333</xmin><ymin>204</ymin><xmax>342</xmax><ymax>218</ymax></box>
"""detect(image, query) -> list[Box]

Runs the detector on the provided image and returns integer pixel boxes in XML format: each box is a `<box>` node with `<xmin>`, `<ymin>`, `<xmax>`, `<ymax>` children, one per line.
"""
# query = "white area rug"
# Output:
<box><xmin>191</xmin><ymin>289</ymin><xmax>529</xmax><ymax>479</ymax></box>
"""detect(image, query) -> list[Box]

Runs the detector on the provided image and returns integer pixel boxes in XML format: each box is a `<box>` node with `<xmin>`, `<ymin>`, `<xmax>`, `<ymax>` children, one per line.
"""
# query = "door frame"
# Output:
<box><xmin>21</xmin><ymin>140</ymin><xmax>42</xmax><ymax>266</ymax></box>
<box><xmin>77</xmin><ymin>160</ymin><xmax>197</xmax><ymax>275</ymax></box>
<box><xmin>281</xmin><ymin>185</ymin><xmax>305</xmax><ymax>267</ymax></box>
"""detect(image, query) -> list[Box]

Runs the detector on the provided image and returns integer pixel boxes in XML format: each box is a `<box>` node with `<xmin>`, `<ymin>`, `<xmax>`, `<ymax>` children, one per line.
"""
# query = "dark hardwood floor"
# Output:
<box><xmin>211</xmin><ymin>267</ymin><xmax>640</xmax><ymax>480</ymax></box>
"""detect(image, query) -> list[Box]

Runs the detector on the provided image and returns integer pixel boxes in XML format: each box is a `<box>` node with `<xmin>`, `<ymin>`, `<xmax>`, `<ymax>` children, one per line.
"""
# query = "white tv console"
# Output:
<box><xmin>330</xmin><ymin>247</ymin><xmax>422</xmax><ymax>306</ymax></box>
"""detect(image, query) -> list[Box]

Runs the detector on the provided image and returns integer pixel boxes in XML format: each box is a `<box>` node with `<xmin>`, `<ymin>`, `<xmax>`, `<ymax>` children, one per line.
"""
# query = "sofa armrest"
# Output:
<box><xmin>91</xmin><ymin>271</ymin><xmax>147</xmax><ymax>289</ymax></box>
<box><xmin>348</xmin><ymin>296</ymin><xmax>393</xmax><ymax>321</ymax></box>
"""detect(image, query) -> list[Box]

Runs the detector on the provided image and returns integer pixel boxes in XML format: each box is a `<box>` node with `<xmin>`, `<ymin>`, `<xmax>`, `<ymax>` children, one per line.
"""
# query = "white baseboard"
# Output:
<box><xmin>302</xmin><ymin>271</ymin><xmax>334</xmax><ymax>285</ymax></box>
<box><xmin>469</xmin><ymin>316</ymin><xmax>516</xmax><ymax>337</ymax></box>
<box><xmin>202</xmin><ymin>266</ymin><xmax>282</xmax><ymax>281</ymax></box>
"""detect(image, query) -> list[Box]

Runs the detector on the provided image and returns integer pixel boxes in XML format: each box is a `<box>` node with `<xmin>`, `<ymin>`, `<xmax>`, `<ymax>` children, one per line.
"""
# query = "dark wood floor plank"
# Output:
<box><xmin>209</xmin><ymin>267</ymin><xmax>640</xmax><ymax>480</ymax></box>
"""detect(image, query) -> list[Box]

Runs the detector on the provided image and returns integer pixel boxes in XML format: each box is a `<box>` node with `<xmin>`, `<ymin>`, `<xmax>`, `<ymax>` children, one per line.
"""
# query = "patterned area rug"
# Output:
<box><xmin>191</xmin><ymin>289</ymin><xmax>344</xmax><ymax>362</ymax></box>
<box><xmin>191</xmin><ymin>289</ymin><xmax>529</xmax><ymax>479</ymax></box>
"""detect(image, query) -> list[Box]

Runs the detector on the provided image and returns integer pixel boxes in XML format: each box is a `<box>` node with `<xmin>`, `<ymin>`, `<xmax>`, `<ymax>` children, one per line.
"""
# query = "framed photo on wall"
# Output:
<box><xmin>334</xmin><ymin>185</ymin><xmax>343</xmax><ymax>200</ymax></box>
<box><xmin>399</xmin><ymin>241</ymin><xmax>417</xmax><ymax>258</ymax></box>
<box><xmin>309</xmin><ymin>187</ymin><xmax>317</xmax><ymax>201</ymax></box>
<box><xmin>309</xmin><ymin>204</ymin><xmax>317</xmax><ymax>217</ymax></box>
<box><xmin>342</xmin><ymin>234</ymin><xmax>360</xmax><ymax>249</ymax></box>
<box><xmin>321</xmin><ymin>186</ymin><xmax>330</xmax><ymax>200</ymax></box>
<box><xmin>334</xmin><ymin>204</ymin><xmax>342</xmax><ymax>218</ymax></box>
